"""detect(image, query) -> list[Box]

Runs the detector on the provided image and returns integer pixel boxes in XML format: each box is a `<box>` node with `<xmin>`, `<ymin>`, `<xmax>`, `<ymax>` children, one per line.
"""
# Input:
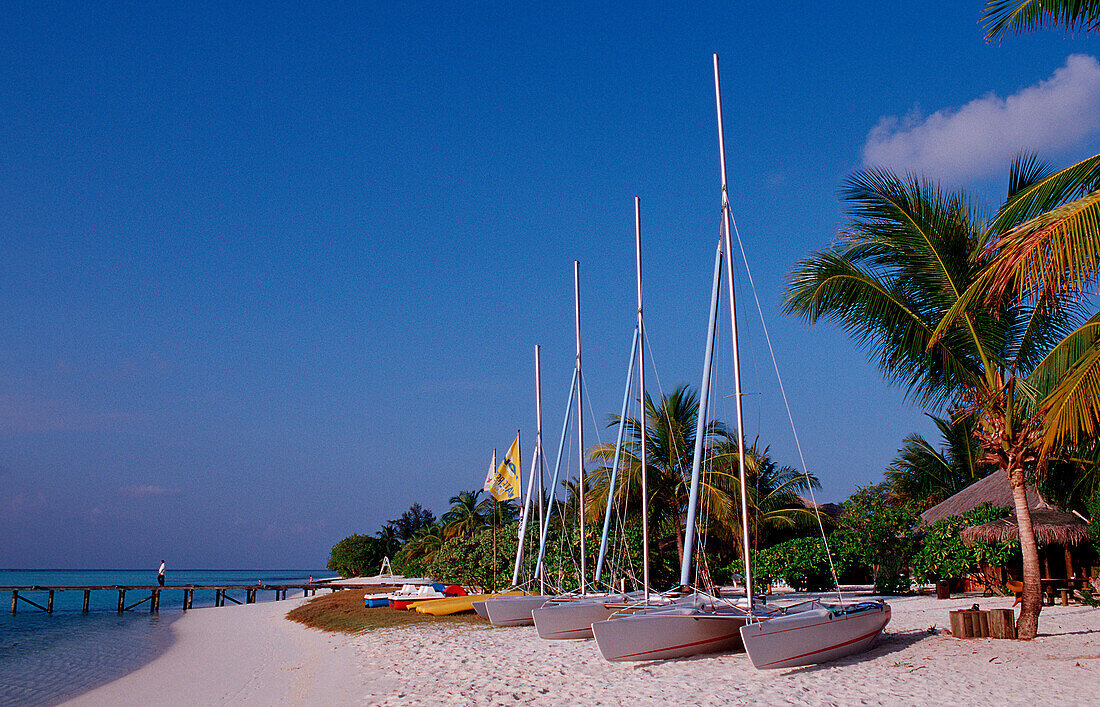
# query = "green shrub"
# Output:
<box><xmin>912</xmin><ymin>503</ymin><xmax>1017</xmax><ymax>584</ymax></box>
<box><xmin>728</xmin><ymin>537</ymin><xmax>839</xmax><ymax>592</ymax></box>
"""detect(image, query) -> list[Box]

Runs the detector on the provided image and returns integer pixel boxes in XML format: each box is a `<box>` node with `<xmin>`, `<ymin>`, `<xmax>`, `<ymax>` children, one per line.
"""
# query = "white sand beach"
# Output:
<box><xmin>69</xmin><ymin>593</ymin><xmax>1099</xmax><ymax>705</ymax></box>
<box><xmin>67</xmin><ymin>595</ymin><xmax>366</xmax><ymax>705</ymax></box>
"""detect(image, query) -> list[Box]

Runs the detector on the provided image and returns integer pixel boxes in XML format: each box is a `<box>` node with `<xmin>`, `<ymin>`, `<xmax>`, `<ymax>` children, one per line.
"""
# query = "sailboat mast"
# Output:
<box><xmin>534</xmin><ymin>344</ymin><xmax>546</xmax><ymax>595</ymax></box>
<box><xmin>713</xmin><ymin>52</ymin><xmax>753</xmax><ymax>602</ymax></box>
<box><xmin>574</xmin><ymin>260</ymin><xmax>586</xmax><ymax>594</ymax></box>
<box><xmin>594</xmin><ymin>326</ymin><xmax>637</xmax><ymax>585</ymax></box>
<box><xmin>635</xmin><ymin>196</ymin><xmax>649</xmax><ymax>598</ymax></box>
<box><xmin>680</xmin><ymin>240</ymin><xmax>723</xmax><ymax>588</ymax></box>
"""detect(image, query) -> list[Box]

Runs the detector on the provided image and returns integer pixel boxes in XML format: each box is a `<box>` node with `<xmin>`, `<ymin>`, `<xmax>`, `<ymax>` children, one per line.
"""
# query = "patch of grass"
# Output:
<box><xmin>287</xmin><ymin>589</ymin><xmax>482</xmax><ymax>634</ymax></box>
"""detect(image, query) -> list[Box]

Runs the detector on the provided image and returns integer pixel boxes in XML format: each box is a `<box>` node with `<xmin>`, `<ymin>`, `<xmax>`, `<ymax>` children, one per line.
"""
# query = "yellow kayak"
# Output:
<box><xmin>413</xmin><ymin>591</ymin><xmax>526</xmax><ymax>616</ymax></box>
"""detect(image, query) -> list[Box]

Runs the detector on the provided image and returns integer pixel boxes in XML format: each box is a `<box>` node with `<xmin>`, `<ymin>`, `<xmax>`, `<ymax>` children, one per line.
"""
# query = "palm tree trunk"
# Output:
<box><xmin>1008</xmin><ymin>466</ymin><xmax>1043</xmax><ymax>639</ymax></box>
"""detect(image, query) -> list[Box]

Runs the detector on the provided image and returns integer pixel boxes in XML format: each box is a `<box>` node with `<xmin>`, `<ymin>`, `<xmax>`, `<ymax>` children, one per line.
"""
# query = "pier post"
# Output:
<box><xmin>215</xmin><ymin>589</ymin><xmax>223</xmax><ymax>607</ymax></box>
<box><xmin>151</xmin><ymin>589</ymin><xmax>159</xmax><ymax>613</ymax></box>
<box><xmin>47</xmin><ymin>590</ymin><xmax>54</xmax><ymax>613</ymax></box>
<box><xmin>184</xmin><ymin>588</ymin><xmax>193</xmax><ymax>610</ymax></box>
<box><xmin>11</xmin><ymin>591</ymin><xmax>17</xmax><ymax>614</ymax></box>
<box><xmin>247</xmin><ymin>588</ymin><xmax>256</xmax><ymax>604</ymax></box>
<box><xmin>83</xmin><ymin>590</ymin><xmax>91</xmax><ymax>613</ymax></box>
<box><xmin>118</xmin><ymin>589</ymin><xmax>126</xmax><ymax>613</ymax></box>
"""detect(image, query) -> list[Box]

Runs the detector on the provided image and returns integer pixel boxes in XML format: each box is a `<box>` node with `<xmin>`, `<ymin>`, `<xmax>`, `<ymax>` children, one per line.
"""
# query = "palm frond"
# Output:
<box><xmin>1037</xmin><ymin>338</ymin><xmax>1100</xmax><ymax>453</ymax></box>
<box><xmin>983</xmin><ymin>0</ymin><xmax>1100</xmax><ymax>42</ymax></box>
<box><xmin>988</xmin><ymin>186</ymin><xmax>1100</xmax><ymax>305</ymax></box>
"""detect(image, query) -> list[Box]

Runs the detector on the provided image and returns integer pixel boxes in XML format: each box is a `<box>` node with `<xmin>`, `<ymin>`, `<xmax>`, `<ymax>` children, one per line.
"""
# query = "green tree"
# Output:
<box><xmin>388</xmin><ymin>503</ymin><xmax>436</xmax><ymax>542</ymax></box>
<box><xmin>441</xmin><ymin>489</ymin><xmax>488</xmax><ymax>540</ymax></box>
<box><xmin>887</xmin><ymin>411</ymin><xmax>994</xmax><ymax>507</ymax></box>
<box><xmin>402</xmin><ymin>523</ymin><xmax>443</xmax><ymax>565</ymax></box>
<box><xmin>831</xmin><ymin>485</ymin><xmax>921</xmax><ymax>594</ymax></box>
<box><xmin>708</xmin><ymin>440</ymin><xmax>822</xmax><ymax>555</ymax></box>
<box><xmin>326</xmin><ymin>534</ymin><xmax>384</xmax><ymax>578</ymax></box>
<box><xmin>785</xmin><ymin>165</ymin><xmax>1091</xmax><ymax>635</ymax></box>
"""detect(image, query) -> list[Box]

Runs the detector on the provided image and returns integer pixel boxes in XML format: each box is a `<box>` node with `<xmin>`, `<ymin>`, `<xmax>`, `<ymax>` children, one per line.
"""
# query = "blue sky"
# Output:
<box><xmin>3</xmin><ymin>2</ymin><xmax>1100</xmax><ymax>569</ymax></box>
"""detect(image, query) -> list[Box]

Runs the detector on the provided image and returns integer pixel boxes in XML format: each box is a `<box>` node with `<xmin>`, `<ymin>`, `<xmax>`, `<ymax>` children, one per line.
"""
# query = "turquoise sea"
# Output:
<box><xmin>0</xmin><ymin>569</ymin><xmax>328</xmax><ymax>706</ymax></box>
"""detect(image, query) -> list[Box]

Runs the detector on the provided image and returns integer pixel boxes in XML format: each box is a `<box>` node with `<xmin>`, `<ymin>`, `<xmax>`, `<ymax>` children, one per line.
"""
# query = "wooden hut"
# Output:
<box><xmin>918</xmin><ymin>472</ymin><xmax>1096</xmax><ymax>592</ymax></box>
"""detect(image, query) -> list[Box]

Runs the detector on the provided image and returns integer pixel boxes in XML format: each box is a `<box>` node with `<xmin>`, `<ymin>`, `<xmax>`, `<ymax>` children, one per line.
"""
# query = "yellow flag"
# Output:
<box><xmin>488</xmin><ymin>433</ymin><xmax>521</xmax><ymax>501</ymax></box>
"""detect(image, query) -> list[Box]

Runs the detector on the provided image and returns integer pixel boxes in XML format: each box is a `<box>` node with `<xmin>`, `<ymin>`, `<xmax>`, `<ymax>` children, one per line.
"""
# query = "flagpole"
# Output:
<box><xmin>491</xmin><ymin>448</ymin><xmax>497</xmax><ymax>591</ymax></box>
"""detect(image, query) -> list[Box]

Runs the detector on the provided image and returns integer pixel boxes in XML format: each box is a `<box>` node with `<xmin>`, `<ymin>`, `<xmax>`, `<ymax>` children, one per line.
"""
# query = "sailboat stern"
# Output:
<box><xmin>740</xmin><ymin>601</ymin><xmax>890</xmax><ymax>669</ymax></box>
<box><xmin>591</xmin><ymin>609</ymin><xmax>748</xmax><ymax>662</ymax></box>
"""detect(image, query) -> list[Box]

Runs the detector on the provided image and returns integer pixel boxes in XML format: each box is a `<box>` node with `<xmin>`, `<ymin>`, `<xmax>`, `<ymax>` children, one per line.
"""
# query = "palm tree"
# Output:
<box><xmin>708</xmin><ymin>441</ymin><xmax>822</xmax><ymax>555</ymax></box>
<box><xmin>784</xmin><ymin>164</ymin><xmax>1087</xmax><ymax>638</ymax></box>
<box><xmin>976</xmin><ymin>3</ymin><xmax>1100</xmax><ymax>457</ymax></box>
<box><xmin>404</xmin><ymin>524</ymin><xmax>443</xmax><ymax>564</ymax></box>
<box><xmin>982</xmin><ymin>1</ymin><xmax>1099</xmax><ymax>41</ymax></box>
<box><xmin>441</xmin><ymin>489</ymin><xmax>488</xmax><ymax>540</ymax></box>
<box><xmin>478</xmin><ymin>497</ymin><xmax>520</xmax><ymax>528</ymax></box>
<box><xmin>587</xmin><ymin>384</ymin><xmax>736</xmax><ymax>570</ymax></box>
<box><xmin>376</xmin><ymin>523</ymin><xmax>402</xmax><ymax>557</ymax></box>
<box><xmin>887</xmin><ymin>411</ymin><xmax>994</xmax><ymax>507</ymax></box>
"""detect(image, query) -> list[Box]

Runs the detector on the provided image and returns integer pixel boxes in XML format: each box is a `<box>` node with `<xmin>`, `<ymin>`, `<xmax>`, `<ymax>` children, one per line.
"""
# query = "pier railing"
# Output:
<box><xmin>2</xmin><ymin>583</ymin><xmax>354</xmax><ymax>614</ymax></box>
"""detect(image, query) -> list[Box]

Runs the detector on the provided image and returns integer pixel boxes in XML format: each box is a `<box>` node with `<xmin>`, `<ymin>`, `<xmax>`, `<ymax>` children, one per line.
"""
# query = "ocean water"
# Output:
<box><xmin>0</xmin><ymin>569</ymin><xmax>328</xmax><ymax>706</ymax></box>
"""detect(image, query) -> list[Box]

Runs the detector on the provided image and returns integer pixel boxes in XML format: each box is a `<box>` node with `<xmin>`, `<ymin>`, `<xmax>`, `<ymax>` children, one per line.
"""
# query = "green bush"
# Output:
<box><xmin>729</xmin><ymin>537</ymin><xmax>840</xmax><ymax>592</ymax></box>
<box><xmin>912</xmin><ymin>503</ymin><xmax>1017</xmax><ymax>584</ymax></box>
<box><xmin>427</xmin><ymin>523</ymin><xmax>521</xmax><ymax>589</ymax></box>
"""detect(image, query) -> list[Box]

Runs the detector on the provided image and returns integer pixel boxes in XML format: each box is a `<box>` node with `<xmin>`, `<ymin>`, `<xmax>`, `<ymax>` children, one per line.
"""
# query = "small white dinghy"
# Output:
<box><xmin>740</xmin><ymin>600</ymin><xmax>890</xmax><ymax>669</ymax></box>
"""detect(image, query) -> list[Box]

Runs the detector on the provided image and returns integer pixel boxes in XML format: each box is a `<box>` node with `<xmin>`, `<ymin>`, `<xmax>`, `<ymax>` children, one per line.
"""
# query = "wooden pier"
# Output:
<box><xmin>2</xmin><ymin>583</ymin><xmax>343</xmax><ymax>615</ymax></box>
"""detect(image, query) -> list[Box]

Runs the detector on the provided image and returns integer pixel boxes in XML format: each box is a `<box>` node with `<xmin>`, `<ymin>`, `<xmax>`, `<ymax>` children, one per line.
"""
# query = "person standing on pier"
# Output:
<box><xmin>158</xmin><ymin>560</ymin><xmax>166</xmax><ymax>586</ymax></box>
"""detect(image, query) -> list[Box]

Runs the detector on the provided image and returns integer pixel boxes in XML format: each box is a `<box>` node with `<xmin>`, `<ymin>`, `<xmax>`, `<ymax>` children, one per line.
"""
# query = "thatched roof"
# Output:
<box><xmin>961</xmin><ymin>510</ymin><xmax>1090</xmax><ymax>546</ymax></box>
<box><xmin>917</xmin><ymin>471</ymin><xmax>1046</xmax><ymax>528</ymax></box>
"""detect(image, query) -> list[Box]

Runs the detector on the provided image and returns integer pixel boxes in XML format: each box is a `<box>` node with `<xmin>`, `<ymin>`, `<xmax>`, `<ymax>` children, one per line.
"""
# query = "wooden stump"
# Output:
<box><xmin>949</xmin><ymin>609</ymin><xmax>988</xmax><ymax>638</ymax></box>
<box><xmin>988</xmin><ymin>609</ymin><xmax>1016</xmax><ymax>639</ymax></box>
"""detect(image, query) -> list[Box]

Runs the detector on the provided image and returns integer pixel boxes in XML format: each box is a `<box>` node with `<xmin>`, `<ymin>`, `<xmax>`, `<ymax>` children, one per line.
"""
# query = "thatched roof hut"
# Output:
<box><xmin>961</xmin><ymin>510</ymin><xmax>1091</xmax><ymax>546</ymax></box>
<box><xmin>918</xmin><ymin>471</ymin><xmax>1044</xmax><ymax>528</ymax></box>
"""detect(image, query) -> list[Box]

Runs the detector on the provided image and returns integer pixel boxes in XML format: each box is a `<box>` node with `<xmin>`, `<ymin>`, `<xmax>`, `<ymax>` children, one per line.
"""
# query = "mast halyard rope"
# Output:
<box><xmin>726</xmin><ymin>193</ymin><xmax>844</xmax><ymax>608</ymax></box>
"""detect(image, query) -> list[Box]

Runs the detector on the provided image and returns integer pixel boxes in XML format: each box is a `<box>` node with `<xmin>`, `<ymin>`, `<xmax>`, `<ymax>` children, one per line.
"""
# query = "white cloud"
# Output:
<box><xmin>862</xmin><ymin>54</ymin><xmax>1100</xmax><ymax>182</ymax></box>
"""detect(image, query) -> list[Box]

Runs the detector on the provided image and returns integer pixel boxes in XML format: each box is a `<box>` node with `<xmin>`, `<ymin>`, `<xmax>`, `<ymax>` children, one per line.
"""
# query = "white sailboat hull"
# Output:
<box><xmin>532</xmin><ymin>596</ymin><xmax>619</xmax><ymax>639</ymax></box>
<box><xmin>740</xmin><ymin>601</ymin><xmax>890</xmax><ymax>669</ymax></box>
<box><xmin>482</xmin><ymin>595</ymin><xmax>551</xmax><ymax>626</ymax></box>
<box><xmin>592</xmin><ymin>607</ymin><xmax>749</xmax><ymax>661</ymax></box>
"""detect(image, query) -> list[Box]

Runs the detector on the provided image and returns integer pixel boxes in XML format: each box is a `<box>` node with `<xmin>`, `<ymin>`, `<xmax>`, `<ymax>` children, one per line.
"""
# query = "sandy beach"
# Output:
<box><xmin>67</xmin><ymin>595</ymin><xmax>366</xmax><ymax>705</ymax></box>
<box><xmin>66</xmin><ymin>591</ymin><xmax>1098</xmax><ymax>705</ymax></box>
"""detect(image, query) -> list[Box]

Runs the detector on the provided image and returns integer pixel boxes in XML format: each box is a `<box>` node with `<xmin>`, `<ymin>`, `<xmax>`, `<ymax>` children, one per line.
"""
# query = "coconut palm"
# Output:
<box><xmin>886</xmin><ymin>411</ymin><xmax>995</xmax><ymax>507</ymax></box>
<box><xmin>587</xmin><ymin>384</ymin><xmax>736</xmax><ymax>570</ymax></box>
<box><xmin>441</xmin><ymin>489</ymin><xmax>488</xmax><ymax>540</ymax></box>
<box><xmin>982</xmin><ymin>0</ymin><xmax>1100</xmax><ymax>41</ymax></box>
<box><xmin>708</xmin><ymin>441</ymin><xmax>822</xmax><ymax>555</ymax></box>
<box><xmin>975</xmin><ymin>4</ymin><xmax>1100</xmax><ymax>456</ymax></box>
<box><xmin>404</xmin><ymin>524</ymin><xmax>443</xmax><ymax>564</ymax></box>
<box><xmin>376</xmin><ymin>523</ymin><xmax>402</xmax><ymax>557</ymax></box>
<box><xmin>784</xmin><ymin>163</ymin><xmax>1088</xmax><ymax>638</ymax></box>
<box><xmin>478</xmin><ymin>497</ymin><xmax>520</xmax><ymax>528</ymax></box>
